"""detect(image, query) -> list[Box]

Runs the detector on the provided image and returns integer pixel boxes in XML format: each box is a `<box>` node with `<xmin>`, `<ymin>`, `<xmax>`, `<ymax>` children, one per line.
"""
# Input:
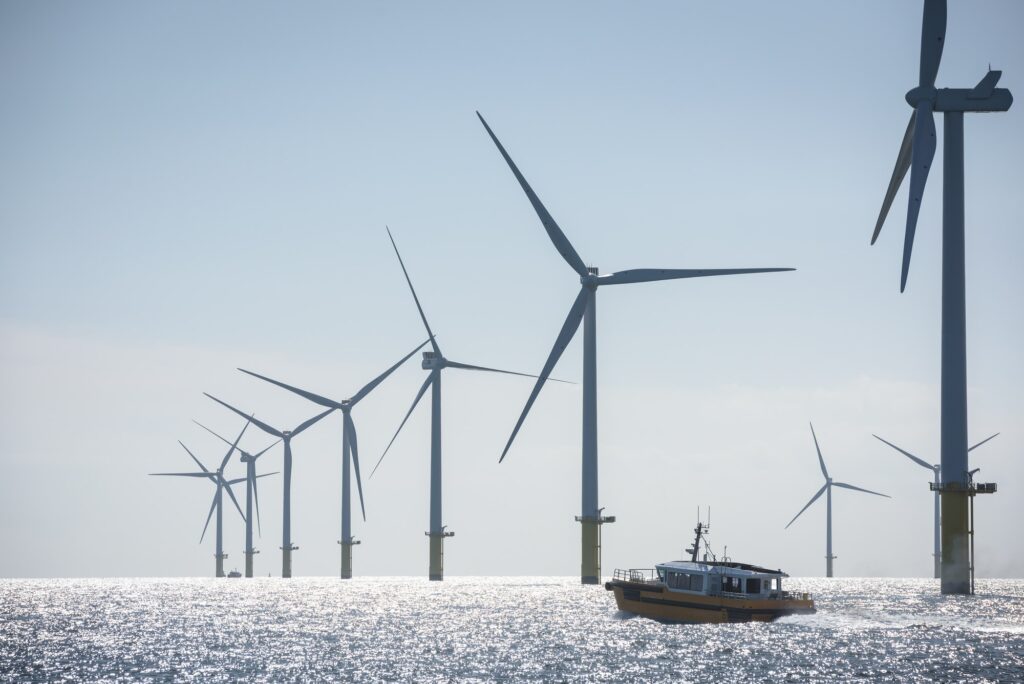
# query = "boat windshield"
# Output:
<box><xmin>664</xmin><ymin>569</ymin><xmax>705</xmax><ymax>592</ymax></box>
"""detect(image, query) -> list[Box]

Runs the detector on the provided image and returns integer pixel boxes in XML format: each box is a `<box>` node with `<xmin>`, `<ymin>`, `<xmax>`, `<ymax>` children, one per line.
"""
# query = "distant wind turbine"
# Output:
<box><xmin>236</xmin><ymin>338</ymin><xmax>430</xmax><ymax>579</ymax></box>
<box><xmin>204</xmin><ymin>394</ymin><xmax>333</xmax><ymax>578</ymax></box>
<box><xmin>786</xmin><ymin>423</ymin><xmax>890</xmax><ymax>577</ymax></box>
<box><xmin>150</xmin><ymin>423</ymin><xmax>249</xmax><ymax>578</ymax></box>
<box><xmin>870</xmin><ymin>0</ymin><xmax>1012</xmax><ymax>594</ymax></box>
<box><xmin>194</xmin><ymin>420</ymin><xmax>281</xmax><ymax>578</ymax></box>
<box><xmin>872</xmin><ymin>432</ymin><xmax>998</xmax><ymax>578</ymax></box>
<box><xmin>477</xmin><ymin>111</ymin><xmax>795</xmax><ymax>584</ymax></box>
<box><xmin>372</xmin><ymin>227</ymin><xmax>545</xmax><ymax>581</ymax></box>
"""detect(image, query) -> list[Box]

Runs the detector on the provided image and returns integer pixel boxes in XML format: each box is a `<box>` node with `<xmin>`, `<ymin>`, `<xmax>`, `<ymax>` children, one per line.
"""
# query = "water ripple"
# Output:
<box><xmin>1</xmin><ymin>577</ymin><xmax>1022</xmax><ymax>682</ymax></box>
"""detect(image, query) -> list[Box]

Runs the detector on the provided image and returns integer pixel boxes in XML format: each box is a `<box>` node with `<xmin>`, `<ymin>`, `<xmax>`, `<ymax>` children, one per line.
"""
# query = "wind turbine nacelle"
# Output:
<box><xmin>906</xmin><ymin>87</ymin><xmax>1013</xmax><ymax>113</ymax></box>
<box><xmin>421</xmin><ymin>351</ymin><xmax>444</xmax><ymax>370</ymax></box>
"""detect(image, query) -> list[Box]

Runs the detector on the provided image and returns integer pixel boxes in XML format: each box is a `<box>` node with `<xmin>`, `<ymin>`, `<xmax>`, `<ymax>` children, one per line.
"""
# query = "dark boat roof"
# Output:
<box><xmin>659</xmin><ymin>559</ymin><xmax>787</xmax><ymax>576</ymax></box>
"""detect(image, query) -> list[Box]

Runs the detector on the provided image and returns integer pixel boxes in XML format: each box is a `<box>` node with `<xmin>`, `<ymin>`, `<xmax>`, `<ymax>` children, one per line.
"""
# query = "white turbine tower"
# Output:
<box><xmin>477</xmin><ymin>111</ymin><xmax>795</xmax><ymax>584</ymax></box>
<box><xmin>371</xmin><ymin>228</ymin><xmax>545</xmax><ymax>581</ymax></box>
<box><xmin>786</xmin><ymin>424</ymin><xmax>890</xmax><ymax>578</ymax></box>
<box><xmin>235</xmin><ymin>338</ymin><xmax>429</xmax><ymax>579</ymax></box>
<box><xmin>193</xmin><ymin>420</ymin><xmax>281</xmax><ymax>578</ymax></box>
<box><xmin>873</xmin><ymin>432</ymin><xmax>998</xmax><ymax>578</ymax></box>
<box><xmin>870</xmin><ymin>0</ymin><xmax>1012</xmax><ymax>594</ymax></box>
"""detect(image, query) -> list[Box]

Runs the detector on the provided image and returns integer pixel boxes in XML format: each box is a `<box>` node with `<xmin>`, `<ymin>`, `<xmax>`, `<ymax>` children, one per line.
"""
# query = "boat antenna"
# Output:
<box><xmin>686</xmin><ymin>507</ymin><xmax>717</xmax><ymax>563</ymax></box>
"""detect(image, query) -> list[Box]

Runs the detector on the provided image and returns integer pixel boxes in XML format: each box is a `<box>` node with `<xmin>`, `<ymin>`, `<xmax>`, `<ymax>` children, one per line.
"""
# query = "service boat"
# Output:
<box><xmin>605</xmin><ymin>518</ymin><xmax>815</xmax><ymax>623</ymax></box>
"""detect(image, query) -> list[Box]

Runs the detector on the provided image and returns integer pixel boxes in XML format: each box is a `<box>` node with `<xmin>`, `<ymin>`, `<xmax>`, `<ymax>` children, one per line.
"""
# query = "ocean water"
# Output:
<box><xmin>1</xmin><ymin>577</ymin><xmax>1022</xmax><ymax>682</ymax></box>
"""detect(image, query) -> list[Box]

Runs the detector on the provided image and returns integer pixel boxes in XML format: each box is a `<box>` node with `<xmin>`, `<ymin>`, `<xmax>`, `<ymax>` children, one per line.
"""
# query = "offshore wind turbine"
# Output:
<box><xmin>194</xmin><ymin>420</ymin><xmax>281</xmax><ymax>578</ymax></box>
<box><xmin>236</xmin><ymin>338</ymin><xmax>430</xmax><ymax>579</ymax></box>
<box><xmin>786</xmin><ymin>424</ymin><xmax>890</xmax><ymax>578</ymax></box>
<box><xmin>477</xmin><ymin>112</ymin><xmax>795</xmax><ymax>584</ymax></box>
<box><xmin>205</xmin><ymin>393</ymin><xmax>333</xmax><ymax>578</ymax></box>
<box><xmin>149</xmin><ymin>426</ymin><xmax>248</xmax><ymax>578</ymax></box>
<box><xmin>372</xmin><ymin>228</ymin><xmax>542</xmax><ymax>581</ymax></box>
<box><xmin>870</xmin><ymin>0</ymin><xmax>1012</xmax><ymax>594</ymax></box>
<box><xmin>873</xmin><ymin>432</ymin><xmax>998</xmax><ymax>579</ymax></box>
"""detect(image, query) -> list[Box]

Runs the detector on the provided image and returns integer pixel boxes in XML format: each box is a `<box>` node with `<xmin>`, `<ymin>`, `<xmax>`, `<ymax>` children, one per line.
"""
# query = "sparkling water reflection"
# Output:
<box><xmin>1</xmin><ymin>577</ymin><xmax>1022</xmax><ymax>682</ymax></box>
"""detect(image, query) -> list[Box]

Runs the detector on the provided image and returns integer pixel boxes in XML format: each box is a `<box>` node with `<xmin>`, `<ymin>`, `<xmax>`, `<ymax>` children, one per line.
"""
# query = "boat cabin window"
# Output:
<box><xmin>745</xmin><ymin>578</ymin><xmax>761</xmax><ymax>594</ymax></box>
<box><xmin>722</xmin><ymin>575</ymin><xmax>742</xmax><ymax>593</ymax></box>
<box><xmin>664</xmin><ymin>571</ymin><xmax>705</xmax><ymax>592</ymax></box>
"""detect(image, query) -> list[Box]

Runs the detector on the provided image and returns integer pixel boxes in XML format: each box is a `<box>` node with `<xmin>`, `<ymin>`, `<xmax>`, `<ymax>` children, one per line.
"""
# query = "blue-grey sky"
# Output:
<box><xmin>1</xmin><ymin>1</ymin><xmax>1021</xmax><ymax>579</ymax></box>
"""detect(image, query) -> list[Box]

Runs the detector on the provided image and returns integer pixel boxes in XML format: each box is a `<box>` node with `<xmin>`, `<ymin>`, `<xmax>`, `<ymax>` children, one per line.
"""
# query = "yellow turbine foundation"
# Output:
<box><xmin>429</xmin><ymin>535</ymin><xmax>444</xmax><ymax>581</ymax></box>
<box><xmin>282</xmin><ymin>548</ymin><xmax>293</xmax><ymax>579</ymax></box>
<box><xmin>941</xmin><ymin>491</ymin><xmax>971</xmax><ymax>594</ymax></box>
<box><xmin>339</xmin><ymin>540</ymin><xmax>360</xmax><ymax>580</ymax></box>
<box><xmin>341</xmin><ymin>544</ymin><xmax>352</xmax><ymax>580</ymax></box>
<box><xmin>429</xmin><ymin>536</ymin><xmax>444</xmax><ymax>581</ymax></box>
<box><xmin>426</xmin><ymin>531</ymin><xmax>453</xmax><ymax>581</ymax></box>
<box><xmin>580</xmin><ymin>520</ymin><xmax>601</xmax><ymax>585</ymax></box>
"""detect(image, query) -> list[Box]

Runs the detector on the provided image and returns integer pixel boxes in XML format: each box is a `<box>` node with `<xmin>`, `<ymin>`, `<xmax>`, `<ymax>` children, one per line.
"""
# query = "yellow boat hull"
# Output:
<box><xmin>605</xmin><ymin>580</ymin><xmax>815</xmax><ymax>623</ymax></box>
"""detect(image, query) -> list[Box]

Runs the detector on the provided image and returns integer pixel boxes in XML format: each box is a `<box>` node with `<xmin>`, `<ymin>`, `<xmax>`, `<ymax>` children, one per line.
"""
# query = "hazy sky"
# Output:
<box><xmin>1</xmin><ymin>1</ymin><xmax>1022</xmax><ymax>579</ymax></box>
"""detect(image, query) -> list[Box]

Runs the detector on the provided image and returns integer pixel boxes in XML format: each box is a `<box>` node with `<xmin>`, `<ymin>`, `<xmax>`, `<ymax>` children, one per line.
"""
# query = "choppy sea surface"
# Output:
<box><xmin>1</xmin><ymin>577</ymin><xmax>1023</xmax><ymax>682</ymax></box>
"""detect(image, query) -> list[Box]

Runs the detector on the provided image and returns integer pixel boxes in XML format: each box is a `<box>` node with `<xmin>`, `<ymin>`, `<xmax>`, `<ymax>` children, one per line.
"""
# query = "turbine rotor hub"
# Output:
<box><xmin>581</xmin><ymin>266</ymin><xmax>600</xmax><ymax>288</ymax></box>
<box><xmin>905</xmin><ymin>85</ymin><xmax>938</xmax><ymax>108</ymax></box>
<box><xmin>421</xmin><ymin>352</ymin><xmax>445</xmax><ymax>370</ymax></box>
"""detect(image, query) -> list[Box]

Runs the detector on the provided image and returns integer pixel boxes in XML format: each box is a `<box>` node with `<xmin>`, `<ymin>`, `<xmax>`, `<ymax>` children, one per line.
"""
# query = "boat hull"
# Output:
<box><xmin>605</xmin><ymin>580</ymin><xmax>815</xmax><ymax>624</ymax></box>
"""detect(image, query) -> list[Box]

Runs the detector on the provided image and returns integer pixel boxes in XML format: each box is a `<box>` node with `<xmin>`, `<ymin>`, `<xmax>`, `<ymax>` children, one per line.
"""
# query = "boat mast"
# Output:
<box><xmin>686</xmin><ymin>507</ymin><xmax>710</xmax><ymax>562</ymax></box>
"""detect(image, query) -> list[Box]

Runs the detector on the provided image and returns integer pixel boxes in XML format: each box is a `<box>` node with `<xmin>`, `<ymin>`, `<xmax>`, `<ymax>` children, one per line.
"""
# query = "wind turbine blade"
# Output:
<box><xmin>872</xmin><ymin>111</ymin><xmax>917</xmax><ymax>245</ymax></box>
<box><xmin>968</xmin><ymin>433</ymin><xmax>999</xmax><ymax>452</ymax></box>
<box><xmin>220</xmin><ymin>416</ymin><xmax>251</xmax><ymax>473</ymax></box>
<box><xmin>386</xmin><ymin>227</ymin><xmax>441</xmax><ymax>355</ymax></box>
<box><xmin>872</xmin><ymin>434</ymin><xmax>934</xmax><ymax>470</ymax></box>
<box><xmin>832</xmin><ymin>481</ymin><xmax>890</xmax><ymax>498</ymax></box>
<box><xmin>192</xmin><ymin>420</ymin><xmax>241</xmax><ymax>454</ymax></box>
<box><xmin>204</xmin><ymin>394</ymin><xmax>284</xmax><ymax>438</ymax></box>
<box><xmin>237</xmin><ymin>369</ymin><xmax>342</xmax><ymax>410</ymax></box>
<box><xmin>225</xmin><ymin>477</ymin><xmax>247</xmax><ymax>485</ymax></box>
<box><xmin>199</xmin><ymin>493</ymin><xmax>217</xmax><ymax>544</ymax></box>
<box><xmin>345</xmin><ymin>413</ymin><xmax>367</xmax><ymax>522</ymax></box>
<box><xmin>500</xmin><ymin>288</ymin><xmax>587</xmax><ymax>463</ymax></box>
<box><xmin>900</xmin><ymin>102</ymin><xmax>936</xmax><ymax>293</ymax></box>
<box><xmin>253</xmin><ymin>439</ymin><xmax>281</xmax><ymax>459</ymax></box>
<box><xmin>919</xmin><ymin>0</ymin><xmax>947</xmax><ymax>88</ymax></box>
<box><xmin>371</xmin><ymin>373</ymin><xmax>434</xmax><ymax>478</ymax></box>
<box><xmin>222</xmin><ymin>480</ymin><xmax>246</xmax><ymax>521</ymax></box>
<box><xmin>597</xmin><ymin>267</ymin><xmax>794</xmax><ymax>286</ymax></box>
<box><xmin>445</xmin><ymin>360</ymin><xmax>573</xmax><ymax>384</ymax></box>
<box><xmin>149</xmin><ymin>472</ymin><xmax>215</xmax><ymax>478</ymax></box>
<box><xmin>178</xmin><ymin>441</ymin><xmax>209</xmax><ymax>473</ymax></box>
<box><xmin>477</xmin><ymin>112</ymin><xmax>588</xmax><ymax>277</ymax></box>
<box><xmin>969</xmin><ymin>70</ymin><xmax>1002</xmax><ymax>99</ymax></box>
<box><xmin>809</xmin><ymin>423</ymin><xmax>829</xmax><ymax>480</ymax></box>
<box><xmin>785</xmin><ymin>483</ymin><xmax>828</xmax><ymax>529</ymax></box>
<box><xmin>350</xmin><ymin>339</ymin><xmax>432</xmax><ymax>406</ymax></box>
<box><xmin>291</xmin><ymin>407</ymin><xmax>335</xmax><ymax>437</ymax></box>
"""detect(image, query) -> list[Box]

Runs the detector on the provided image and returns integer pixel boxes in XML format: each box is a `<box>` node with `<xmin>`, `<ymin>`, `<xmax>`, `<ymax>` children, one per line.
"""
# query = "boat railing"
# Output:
<box><xmin>612</xmin><ymin>568</ymin><xmax>659</xmax><ymax>584</ymax></box>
